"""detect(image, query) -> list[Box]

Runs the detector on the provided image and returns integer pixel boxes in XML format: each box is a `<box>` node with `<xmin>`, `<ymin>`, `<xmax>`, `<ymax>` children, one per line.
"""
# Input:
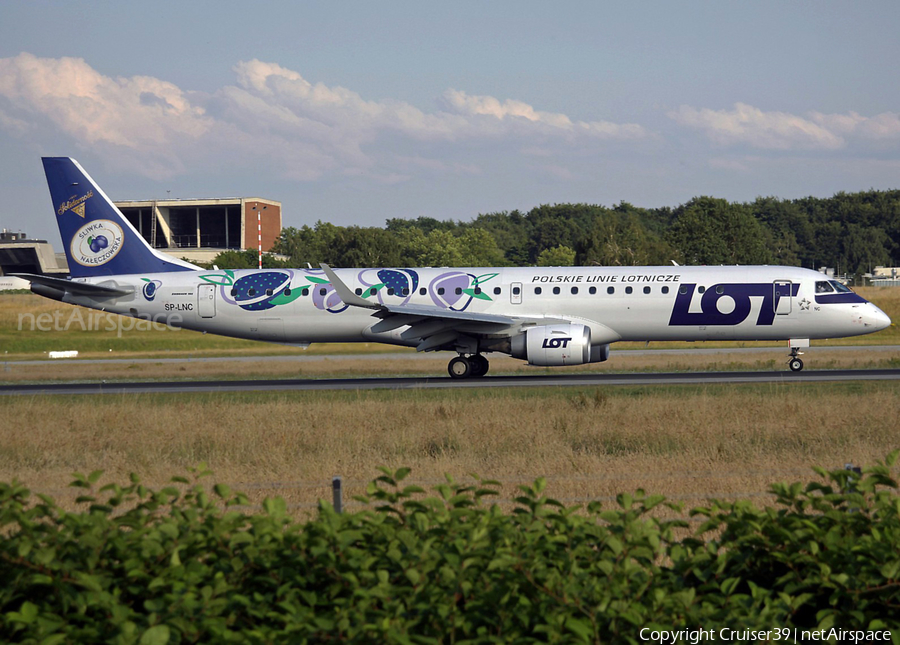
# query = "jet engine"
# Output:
<box><xmin>510</xmin><ymin>324</ymin><xmax>610</xmax><ymax>366</ymax></box>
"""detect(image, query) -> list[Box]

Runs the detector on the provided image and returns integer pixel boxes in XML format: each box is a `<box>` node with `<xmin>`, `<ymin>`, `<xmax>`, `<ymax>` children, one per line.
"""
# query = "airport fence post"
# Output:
<box><xmin>843</xmin><ymin>462</ymin><xmax>862</xmax><ymax>513</ymax></box>
<box><xmin>332</xmin><ymin>476</ymin><xmax>343</xmax><ymax>514</ymax></box>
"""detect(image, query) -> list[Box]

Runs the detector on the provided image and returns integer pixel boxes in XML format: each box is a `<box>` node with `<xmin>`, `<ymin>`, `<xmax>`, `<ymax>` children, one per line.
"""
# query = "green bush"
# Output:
<box><xmin>1</xmin><ymin>456</ymin><xmax>899</xmax><ymax>643</ymax></box>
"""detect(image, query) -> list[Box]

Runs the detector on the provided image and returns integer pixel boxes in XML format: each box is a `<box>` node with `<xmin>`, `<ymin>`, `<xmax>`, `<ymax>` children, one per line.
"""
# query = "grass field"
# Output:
<box><xmin>1</xmin><ymin>383</ymin><xmax>897</xmax><ymax>517</ymax></box>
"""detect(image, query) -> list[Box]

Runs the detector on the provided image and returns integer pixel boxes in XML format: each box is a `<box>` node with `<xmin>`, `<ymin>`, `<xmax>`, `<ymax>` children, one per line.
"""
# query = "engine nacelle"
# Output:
<box><xmin>510</xmin><ymin>324</ymin><xmax>609</xmax><ymax>366</ymax></box>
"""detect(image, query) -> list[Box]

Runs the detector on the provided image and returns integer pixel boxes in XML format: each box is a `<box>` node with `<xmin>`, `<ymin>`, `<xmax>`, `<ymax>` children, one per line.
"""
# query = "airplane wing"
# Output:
<box><xmin>12</xmin><ymin>273</ymin><xmax>132</xmax><ymax>298</ymax></box>
<box><xmin>319</xmin><ymin>263</ymin><xmax>567</xmax><ymax>352</ymax></box>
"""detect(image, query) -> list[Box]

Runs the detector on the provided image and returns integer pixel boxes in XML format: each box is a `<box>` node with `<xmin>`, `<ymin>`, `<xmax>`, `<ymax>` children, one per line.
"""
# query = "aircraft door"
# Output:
<box><xmin>774</xmin><ymin>280</ymin><xmax>792</xmax><ymax>315</ymax></box>
<box><xmin>511</xmin><ymin>282</ymin><xmax>523</xmax><ymax>305</ymax></box>
<box><xmin>198</xmin><ymin>284</ymin><xmax>216</xmax><ymax>318</ymax></box>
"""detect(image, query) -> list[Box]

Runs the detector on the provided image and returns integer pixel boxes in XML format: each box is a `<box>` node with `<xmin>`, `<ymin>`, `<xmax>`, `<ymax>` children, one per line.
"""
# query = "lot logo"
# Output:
<box><xmin>70</xmin><ymin>219</ymin><xmax>124</xmax><ymax>267</ymax></box>
<box><xmin>542</xmin><ymin>337</ymin><xmax>572</xmax><ymax>349</ymax></box>
<box><xmin>668</xmin><ymin>283</ymin><xmax>799</xmax><ymax>327</ymax></box>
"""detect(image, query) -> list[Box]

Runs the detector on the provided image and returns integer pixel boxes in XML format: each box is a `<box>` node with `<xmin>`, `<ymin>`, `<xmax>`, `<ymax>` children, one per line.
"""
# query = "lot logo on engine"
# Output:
<box><xmin>542</xmin><ymin>337</ymin><xmax>572</xmax><ymax>349</ymax></box>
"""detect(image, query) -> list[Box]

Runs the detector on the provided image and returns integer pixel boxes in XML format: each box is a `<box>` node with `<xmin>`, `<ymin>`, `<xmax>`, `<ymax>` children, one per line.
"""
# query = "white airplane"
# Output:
<box><xmin>15</xmin><ymin>158</ymin><xmax>892</xmax><ymax>378</ymax></box>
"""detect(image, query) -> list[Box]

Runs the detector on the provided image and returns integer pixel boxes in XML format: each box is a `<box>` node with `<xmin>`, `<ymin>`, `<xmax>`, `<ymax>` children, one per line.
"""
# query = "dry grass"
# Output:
<box><xmin>1</xmin><ymin>384</ymin><xmax>897</xmax><ymax>517</ymax></box>
<box><xmin>1</xmin><ymin>346</ymin><xmax>898</xmax><ymax>383</ymax></box>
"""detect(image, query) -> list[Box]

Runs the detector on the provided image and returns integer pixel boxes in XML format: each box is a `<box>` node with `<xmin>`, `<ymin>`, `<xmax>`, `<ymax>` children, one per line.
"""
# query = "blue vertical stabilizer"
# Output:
<box><xmin>42</xmin><ymin>157</ymin><xmax>199</xmax><ymax>277</ymax></box>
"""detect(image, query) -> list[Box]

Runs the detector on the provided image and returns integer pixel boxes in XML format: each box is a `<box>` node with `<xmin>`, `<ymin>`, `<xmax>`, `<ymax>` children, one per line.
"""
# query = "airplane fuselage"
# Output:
<box><xmin>56</xmin><ymin>264</ymin><xmax>888</xmax><ymax>348</ymax></box>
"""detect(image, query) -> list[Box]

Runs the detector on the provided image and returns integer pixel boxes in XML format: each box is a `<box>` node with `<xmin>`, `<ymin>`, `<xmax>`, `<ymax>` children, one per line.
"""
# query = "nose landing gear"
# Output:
<box><xmin>788</xmin><ymin>348</ymin><xmax>804</xmax><ymax>372</ymax></box>
<box><xmin>447</xmin><ymin>354</ymin><xmax>490</xmax><ymax>379</ymax></box>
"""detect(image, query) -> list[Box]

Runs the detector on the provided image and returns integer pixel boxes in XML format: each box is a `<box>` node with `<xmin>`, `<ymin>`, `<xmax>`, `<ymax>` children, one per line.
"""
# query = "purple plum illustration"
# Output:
<box><xmin>88</xmin><ymin>235</ymin><xmax>108</xmax><ymax>253</ymax></box>
<box><xmin>373</xmin><ymin>269</ymin><xmax>419</xmax><ymax>304</ymax></box>
<box><xmin>378</xmin><ymin>269</ymin><xmax>418</xmax><ymax>294</ymax></box>
<box><xmin>312</xmin><ymin>283</ymin><xmax>348</xmax><ymax>313</ymax></box>
<box><xmin>231</xmin><ymin>272</ymin><xmax>292</xmax><ymax>311</ymax></box>
<box><xmin>141</xmin><ymin>279</ymin><xmax>162</xmax><ymax>301</ymax></box>
<box><xmin>430</xmin><ymin>271</ymin><xmax>474</xmax><ymax>310</ymax></box>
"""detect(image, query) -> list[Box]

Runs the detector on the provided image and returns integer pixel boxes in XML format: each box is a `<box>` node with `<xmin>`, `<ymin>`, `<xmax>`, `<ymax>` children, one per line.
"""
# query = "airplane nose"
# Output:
<box><xmin>867</xmin><ymin>304</ymin><xmax>892</xmax><ymax>332</ymax></box>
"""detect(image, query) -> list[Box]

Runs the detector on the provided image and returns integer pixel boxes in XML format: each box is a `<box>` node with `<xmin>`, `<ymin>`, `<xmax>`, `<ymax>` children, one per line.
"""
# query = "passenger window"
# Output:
<box><xmin>493</xmin><ymin>287</ymin><xmax>501</xmax><ymax>295</ymax></box>
<box><xmin>301</xmin><ymin>288</ymin><xmax>309</xmax><ymax>297</ymax></box>
<box><xmin>662</xmin><ymin>286</ymin><xmax>669</xmax><ymax>294</ymax></box>
<box><xmin>716</xmin><ymin>285</ymin><xmax>724</xmax><ymax>294</ymax></box>
<box><xmin>266</xmin><ymin>289</ymin><xmax>273</xmax><ymax>296</ymax></box>
<box><xmin>698</xmin><ymin>286</ymin><xmax>706</xmax><ymax>294</ymax></box>
<box><xmin>248</xmin><ymin>288</ymin><xmax>256</xmax><ymax>297</ymax></box>
<box><xmin>643</xmin><ymin>286</ymin><xmax>651</xmax><ymax>294</ymax></box>
<box><xmin>589</xmin><ymin>286</ymin><xmax>596</xmax><ymax>295</ymax></box>
<box><xmin>625</xmin><ymin>286</ymin><xmax>633</xmax><ymax>294</ymax></box>
<box><xmin>284</xmin><ymin>289</ymin><xmax>291</xmax><ymax>296</ymax></box>
<box><xmin>230</xmin><ymin>288</ymin><xmax>237</xmax><ymax>296</ymax></box>
<box><xmin>387</xmin><ymin>288</ymin><xmax>395</xmax><ymax>296</ymax></box>
<box><xmin>534</xmin><ymin>287</ymin><xmax>542</xmax><ymax>295</ymax></box>
<box><xmin>474</xmin><ymin>287</ymin><xmax>481</xmax><ymax>295</ymax></box>
<box><xmin>319</xmin><ymin>288</ymin><xmax>326</xmax><ymax>296</ymax></box>
<box><xmin>438</xmin><ymin>287</ymin><xmax>445</xmax><ymax>295</ymax></box>
<box><xmin>354</xmin><ymin>288</ymin><xmax>362</xmax><ymax>295</ymax></box>
<box><xmin>679</xmin><ymin>285</ymin><xmax>687</xmax><ymax>294</ymax></box>
<box><xmin>607</xmin><ymin>286</ymin><xmax>615</xmax><ymax>294</ymax></box>
<box><xmin>402</xmin><ymin>288</ymin><xmax>409</xmax><ymax>296</ymax></box>
<box><xmin>455</xmin><ymin>287</ymin><xmax>462</xmax><ymax>295</ymax></box>
<box><xmin>419</xmin><ymin>288</ymin><xmax>426</xmax><ymax>296</ymax></box>
<box><xmin>571</xmin><ymin>287</ymin><xmax>578</xmax><ymax>295</ymax></box>
<box><xmin>370</xmin><ymin>288</ymin><xmax>378</xmax><ymax>296</ymax></box>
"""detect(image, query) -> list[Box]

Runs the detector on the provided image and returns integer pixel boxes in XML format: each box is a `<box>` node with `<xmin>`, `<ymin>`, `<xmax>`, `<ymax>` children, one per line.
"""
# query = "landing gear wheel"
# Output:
<box><xmin>448</xmin><ymin>356</ymin><xmax>472</xmax><ymax>379</ymax></box>
<box><xmin>469</xmin><ymin>354</ymin><xmax>489</xmax><ymax>378</ymax></box>
<box><xmin>789</xmin><ymin>357</ymin><xmax>804</xmax><ymax>372</ymax></box>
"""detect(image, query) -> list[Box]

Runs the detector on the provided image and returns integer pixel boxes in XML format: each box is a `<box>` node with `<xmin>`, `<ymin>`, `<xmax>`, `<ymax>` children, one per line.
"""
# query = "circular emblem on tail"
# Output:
<box><xmin>70</xmin><ymin>219</ymin><xmax>124</xmax><ymax>267</ymax></box>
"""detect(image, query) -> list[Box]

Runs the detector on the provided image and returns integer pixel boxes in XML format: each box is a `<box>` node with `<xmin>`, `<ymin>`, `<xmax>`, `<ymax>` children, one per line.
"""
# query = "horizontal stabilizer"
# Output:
<box><xmin>12</xmin><ymin>273</ymin><xmax>131</xmax><ymax>297</ymax></box>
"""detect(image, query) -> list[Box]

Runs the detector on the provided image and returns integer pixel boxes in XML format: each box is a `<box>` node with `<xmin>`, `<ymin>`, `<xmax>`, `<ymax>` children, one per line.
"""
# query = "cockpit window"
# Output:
<box><xmin>815</xmin><ymin>281</ymin><xmax>834</xmax><ymax>293</ymax></box>
<box><xmin>830</xmin><ymin>280</ymin><xmax>852</xmax><ymax>293</ymax></box>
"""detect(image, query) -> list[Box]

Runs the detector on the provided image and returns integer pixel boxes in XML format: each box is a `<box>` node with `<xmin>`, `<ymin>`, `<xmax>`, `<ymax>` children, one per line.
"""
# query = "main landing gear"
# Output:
<box><xmin>788</xmin><ymin>348</ymin><xmax>804</xmax><ymax>372</ymax></box>
<box><xmin>448</xmin><ymin>354</ymin><xmax>490</xmax><ymax>379</ymax></box>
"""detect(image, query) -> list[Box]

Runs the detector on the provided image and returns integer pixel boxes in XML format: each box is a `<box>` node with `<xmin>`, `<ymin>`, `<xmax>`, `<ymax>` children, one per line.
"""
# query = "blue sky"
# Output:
<box><xmin>2</xmin><ymin>1</ymin><xmax>900</xmax><ymax>244</ymax></box>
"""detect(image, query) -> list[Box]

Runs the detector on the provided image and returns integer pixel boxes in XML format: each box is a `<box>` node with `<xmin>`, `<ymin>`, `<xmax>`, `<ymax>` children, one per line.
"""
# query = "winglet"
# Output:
<box><xmin>319</xmin><ymin>263</ymin><xmax>381</xmax><ymax>310</ymax></box>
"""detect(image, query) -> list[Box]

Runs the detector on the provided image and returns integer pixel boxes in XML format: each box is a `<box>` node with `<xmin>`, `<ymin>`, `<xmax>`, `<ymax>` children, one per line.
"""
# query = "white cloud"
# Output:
<box><xmin>669</xmin><ymin>102</ymin><xmax>900</xmax><ymax>152</ymax></box>
<box><xmin>0</xmin><ymin>53</ymin><xmax>652</xmax><ymax>181</ymax></box>
<box><xmin>809</xmin><ymin>110</ymin><xmax>900</xmax><ymax>140</ymax></box>
<box><xmin>441</xmin><ymin>89</ymin><xmax>648</xmax><ymax>140</ymax></box>
<box><xmin>668</xmin><ymin>103</ymin><xmax>844</xmax><ymax>150</ymax></box>
<box><xmin>0</xmin><ymin>53</ymin><xmax>212</xmax><ymax>177</ymax></box>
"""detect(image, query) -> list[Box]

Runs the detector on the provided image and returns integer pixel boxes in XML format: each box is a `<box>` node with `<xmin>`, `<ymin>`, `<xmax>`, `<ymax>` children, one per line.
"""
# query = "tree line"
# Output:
<box><xmin>209</xmin><ymin>189</ymin><xmax>900</xmax><ymax>276</ymax></box>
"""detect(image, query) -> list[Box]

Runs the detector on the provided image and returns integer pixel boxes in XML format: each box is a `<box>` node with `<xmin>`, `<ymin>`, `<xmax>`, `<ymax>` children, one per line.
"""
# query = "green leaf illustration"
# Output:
<box><xmin>473</xmin><ymin>272</ymin><xmax>499</xmax><ymax>285</ymax></box>
<box><xmin>269</xmin><ymin>289</ymin><xmax>304</xmax><ymax>306</ymax></box>
<box><xmin>463</xmin><ymin>288</ymin><xmax>493</xmax><ymax>301</ymax></box>
<box><xmin>199</xmin><ymin>274</ymin><xmax>234</xmax><ymax>286</ymax></box>
<box><xmin>361</xmin><ymin>283</ymin><xmax>385</xmax><ymax>298</ymax></box>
